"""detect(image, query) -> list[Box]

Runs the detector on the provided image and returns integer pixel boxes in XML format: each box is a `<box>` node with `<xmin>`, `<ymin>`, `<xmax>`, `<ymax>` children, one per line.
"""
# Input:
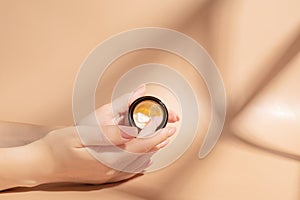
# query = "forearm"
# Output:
<box><xmin>0</xmin><ymin>121</ymin><xmax>60</xmax><ymax>147</ymax></box>
<box><xmin>0</xmin><ymin>139</ymin><xmax>55</xmax><ymax>191</ymax></box>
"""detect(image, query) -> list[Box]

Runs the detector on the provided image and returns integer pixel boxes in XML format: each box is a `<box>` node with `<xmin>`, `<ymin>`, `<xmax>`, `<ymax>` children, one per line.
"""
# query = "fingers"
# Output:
<box><xmin>112</xmin><ymin>84</ymin><xmax>146</xmax><ymax>115</ymax></box>
<box><xmin>125</xmin><ymin>126</ymin><xmax>176</xmax><ymax>153</ymax></box>
<box><xmin>92</xmin><ymin>127</ymin><xmax>175</xmax><ymax>174</ymax></box>
<box><xmin>128</xmin><ymin>84</ymin><xmax>146</xmax><ymax>104</ymax></box>
<box><xmin>78</xmin><ymin>126</ymin><xmax>176</xmax><ymax>175</ymax></box>
<box><xmin>120</xmin><ymin>153</ymin><xmax>153</xmax><ymax>174</ymax></box>
<box><xmin>168</xmin><ymin>109</ymin><xmax>180</xmax><ymax>123</ymax></box>
<box><xmin>78</xmin><ymin>124</ymin><xmax>176</xmax><ymax>153</ymax></box>
<box><xmin>101</xmin><ymin>125</ymin><xmax>139</xmax><ymax>146</ymax></box>
<box><xmin>138</xmin><ymin>116</ymin><xmax>163</xmax><ymax>138</ymax></box>
<box><xmin>76</xmin><ymin>125</ymin><xmax>138</xmax><ymax>146</ymax></box>
<box><xmin>150</xmin><ymin>138</ymin><xmax>171</xmax><ymax>152</ymax></box>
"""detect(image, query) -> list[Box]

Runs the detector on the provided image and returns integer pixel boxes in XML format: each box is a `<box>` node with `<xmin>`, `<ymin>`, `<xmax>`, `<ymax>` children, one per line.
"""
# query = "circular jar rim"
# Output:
<box><xmin>128</xmin><ymin>96</ymin><xmax>169</xmax><ymax>132</ymax></box>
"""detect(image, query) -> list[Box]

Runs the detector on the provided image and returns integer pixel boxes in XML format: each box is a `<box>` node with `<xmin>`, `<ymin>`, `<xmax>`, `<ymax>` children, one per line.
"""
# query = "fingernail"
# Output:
<box><xmin>119</xmin><ymin>126</ymin><xmax>138</xmax><ymax>138</ymax></box>
<box><xmin>121</xmin><ymin>132</ymin><xmax>134</xmax><ymax>139</ymax></box>
<box><xmin>173</xmin><ymin>113</ymin><xmax>179</xmax><ymax>121</ymax></box>
<box><xmin>167</xmin><ymin>127</ymin><xmax>176</xmax><ymax>136</ymax></box>
<box><xmin>156</xmin><ymin>139</ymin><xmax>170</xmax><ymax>149</ymax></box>
<box><xmin>133</xmin><ymin>84</ymin><xmax>146</xmax><ymax>94</ymax></box>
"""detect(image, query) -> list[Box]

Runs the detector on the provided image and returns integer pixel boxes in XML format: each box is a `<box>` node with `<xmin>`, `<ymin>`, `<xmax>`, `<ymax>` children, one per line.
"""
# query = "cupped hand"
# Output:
<box><xmin>40</xmin><ymin>85</ymin><xmax>179</xmax><ymax>185</ymax></box>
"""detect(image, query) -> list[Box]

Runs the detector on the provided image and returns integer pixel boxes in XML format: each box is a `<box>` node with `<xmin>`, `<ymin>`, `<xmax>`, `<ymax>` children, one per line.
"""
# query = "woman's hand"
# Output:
<box><xmin>0</xmin><ymin>85</ymin><xmax>179</xmax><ymax>191</ymax></box>
<box><xmin>41</xmin><ymin>85</ymin><xmax>179</xmax><ymax>185</ymax></box>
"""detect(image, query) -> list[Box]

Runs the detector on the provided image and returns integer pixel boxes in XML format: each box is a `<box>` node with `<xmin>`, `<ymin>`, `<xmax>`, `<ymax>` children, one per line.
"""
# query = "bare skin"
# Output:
<box><xmin>0</xmin><ymin>86</ymin><xmax>179</xmax><ymax>191</ymax></box>
<box><xmin>0</xmin><ymin>0</ymin><xmax>299</xmax><ymax>199</ymax></box>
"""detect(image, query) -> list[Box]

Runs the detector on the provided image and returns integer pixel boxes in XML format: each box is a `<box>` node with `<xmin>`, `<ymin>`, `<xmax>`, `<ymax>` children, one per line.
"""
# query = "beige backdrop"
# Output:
<box><xmin>1</xmin><ymin>0</ymin><xmax>300</xmax><ymax>199</ymax></box>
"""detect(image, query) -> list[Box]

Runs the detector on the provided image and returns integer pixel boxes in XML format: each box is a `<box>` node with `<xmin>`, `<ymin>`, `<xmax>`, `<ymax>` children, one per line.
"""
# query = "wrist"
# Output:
<box><xmin>0</xmin><ymin>139</ymin><xmax>56</xmax><ymax>190</ymax></box>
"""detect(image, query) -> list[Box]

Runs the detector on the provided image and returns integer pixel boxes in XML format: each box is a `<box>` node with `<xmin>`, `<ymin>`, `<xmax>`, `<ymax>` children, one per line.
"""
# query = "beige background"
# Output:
<box><xmin>0</xmin><ymin>0</ymin><xmax>300</xmax><ymax>199</ymax></box>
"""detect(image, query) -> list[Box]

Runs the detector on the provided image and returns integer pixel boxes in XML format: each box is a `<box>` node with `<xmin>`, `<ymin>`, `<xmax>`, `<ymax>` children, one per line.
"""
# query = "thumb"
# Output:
<box><xmin>112</xmin><ymin>84</ymin><xmax>146</xmax><ymax>115</ymax></box>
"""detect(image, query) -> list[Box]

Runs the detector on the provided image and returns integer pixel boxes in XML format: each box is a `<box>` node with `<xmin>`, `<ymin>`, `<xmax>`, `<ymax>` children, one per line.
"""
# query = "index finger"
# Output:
<box><xmin>124</xmin><ymin>126</ymin><xmax>177</xmax><ymax>153</ymax></box>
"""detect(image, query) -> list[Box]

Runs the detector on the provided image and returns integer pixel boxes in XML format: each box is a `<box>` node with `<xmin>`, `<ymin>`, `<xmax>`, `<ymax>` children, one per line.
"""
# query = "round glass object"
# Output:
<box><xmin>128</xmin><ymin>96</ymin><xmax>168</xmax><ymax>131</ymax></box>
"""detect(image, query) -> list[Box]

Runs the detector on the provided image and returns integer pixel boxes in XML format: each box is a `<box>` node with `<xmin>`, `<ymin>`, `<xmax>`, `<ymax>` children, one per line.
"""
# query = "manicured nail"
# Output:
<box><xmin>119</xmin><ymin>126</ymin><xmax>138</xmax><ymax>139</ymax></box>
<box><xmin>167</xmin><ymin>127</ymin><xmax>176</xmax><ymax>136</ymax></box>
<box><xmin>173</xmin><ymin>113</ymin><xmax>180</xmax><ymax>121</ymax></box>
<box><xmin>121</xmin><ymin>132</ymin><xmax>134</xmax><ymax>139</ymax></box>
